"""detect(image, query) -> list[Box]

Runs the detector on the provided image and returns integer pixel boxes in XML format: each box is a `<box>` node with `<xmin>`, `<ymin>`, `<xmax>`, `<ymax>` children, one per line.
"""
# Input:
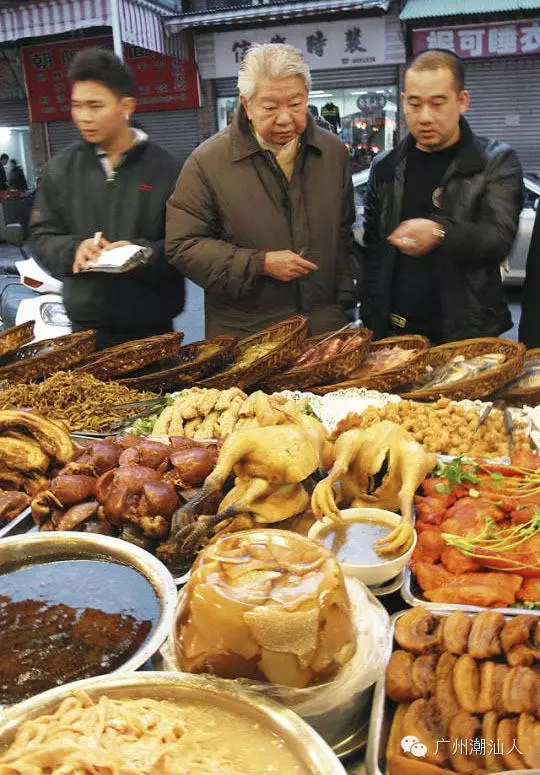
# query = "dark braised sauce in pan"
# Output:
<box><xmin>0</xmin><ymin>559</ymin><xmax>159</xmax><ymax>703</ymax></box>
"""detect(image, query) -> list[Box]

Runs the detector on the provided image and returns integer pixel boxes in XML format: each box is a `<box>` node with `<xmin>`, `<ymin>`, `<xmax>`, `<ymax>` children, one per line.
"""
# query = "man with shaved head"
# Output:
<box><xmin>360</xmin><ymin>49</ymin><xmax>523</xmax><ymax>343</ymax></box>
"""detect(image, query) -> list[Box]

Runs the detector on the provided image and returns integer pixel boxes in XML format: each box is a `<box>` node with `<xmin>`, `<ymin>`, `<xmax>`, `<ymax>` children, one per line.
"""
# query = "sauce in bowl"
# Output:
<box><xmin>0</xmin><ymin>559</ymin><xmax>160</xmax><ymax>704</ymax></box>
<box><xmin>318</xmin><ymin>520</ymin><xmax>398</xmax><ymax>565</ymax></box>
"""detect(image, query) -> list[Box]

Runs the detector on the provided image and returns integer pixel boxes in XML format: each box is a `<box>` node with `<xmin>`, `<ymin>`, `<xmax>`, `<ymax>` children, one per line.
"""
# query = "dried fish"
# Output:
<box><xmin>503</xmin><ymin>358</ymin><xmax>540</xmax><ymax>391</ymax></box>
<box><xmin>418</xmin><ymin>353</ymin><xmax>505</xmax><ymax>389</ymax></box>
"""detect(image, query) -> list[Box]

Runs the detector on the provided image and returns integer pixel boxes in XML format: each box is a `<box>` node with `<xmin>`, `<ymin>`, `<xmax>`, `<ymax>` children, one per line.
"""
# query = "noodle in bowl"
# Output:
<box><xmin>0</xmin><ymin>672</ymin><xmax>346</xmax><ymax>775</ymax></box>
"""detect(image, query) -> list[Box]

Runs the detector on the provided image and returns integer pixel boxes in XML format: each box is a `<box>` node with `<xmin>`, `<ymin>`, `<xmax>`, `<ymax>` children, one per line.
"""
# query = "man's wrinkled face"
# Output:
<box><xmin>71</xmin><ymin>81</ymin><xmax>134</xmax><ymax>146</ymax></box>
<box><xmin>241</xmin><ymin>75</ymin><xmax>308</xmax><ymax>145</ymax></box>
<box><xmin>402</xmin><ymin>67</ymin><xmax>469</xmax><ymax>152</ymax></box>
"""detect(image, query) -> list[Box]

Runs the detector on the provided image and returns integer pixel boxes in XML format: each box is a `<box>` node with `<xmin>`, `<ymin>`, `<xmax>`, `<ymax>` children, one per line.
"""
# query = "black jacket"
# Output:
<box><xmin>519</xmin><ymin>205</ymin><xmax>540</xmax><ymax>348</ymax></box>
<box><xmin>361</xmin><ymin>118</ymin><xmax>523</xmax><ymax>342</ymax></box>
<box><xmin>8</xmin><ymin>164</ymin><xmax>27</xmax><ymax>191</ymax></box>
<box><xmin>29</xmin><ymin>137</ymin><xmax>184</xmax><ymax>338</ymax></box>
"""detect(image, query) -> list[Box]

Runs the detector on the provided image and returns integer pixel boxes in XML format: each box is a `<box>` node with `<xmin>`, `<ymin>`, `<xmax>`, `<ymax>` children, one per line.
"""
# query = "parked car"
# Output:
<box><xmin>352</xmin><ymin>169</ymin><xmax>540</xmax><ymax>285</ymax></box>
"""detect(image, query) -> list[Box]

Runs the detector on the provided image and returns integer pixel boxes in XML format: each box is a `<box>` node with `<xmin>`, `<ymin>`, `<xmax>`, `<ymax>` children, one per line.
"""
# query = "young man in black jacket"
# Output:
<box><xmin>361</xmin><ymin>50</ymin><xmax>523</xmax><ymax>343</ymax></box>
<box><xmin>30</xmin><ymin>48</ymin><xmax>184</xmax><ymax>349</ymax></box>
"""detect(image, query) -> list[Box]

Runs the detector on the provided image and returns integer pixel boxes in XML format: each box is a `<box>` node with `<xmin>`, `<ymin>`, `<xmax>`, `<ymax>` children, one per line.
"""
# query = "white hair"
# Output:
<box><xmin>237</xmin><ymin>44</ymin><xmax>311</xmax><ymax>100</ymax></box>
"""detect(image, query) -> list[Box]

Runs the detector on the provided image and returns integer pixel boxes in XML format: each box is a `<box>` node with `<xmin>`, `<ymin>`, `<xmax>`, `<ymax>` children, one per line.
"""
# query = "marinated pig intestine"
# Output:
<box><xmin>175</xmin><ymin>529</ymin><xmax>356</xmax><ymax>689</ymax></box>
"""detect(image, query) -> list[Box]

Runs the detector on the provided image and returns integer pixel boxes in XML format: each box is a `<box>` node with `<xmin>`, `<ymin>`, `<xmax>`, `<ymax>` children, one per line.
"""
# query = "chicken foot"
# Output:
<box><xmin>312</xmin><ymin>422</ymin><xmax>436</xmax><ymax>557</ymax></box>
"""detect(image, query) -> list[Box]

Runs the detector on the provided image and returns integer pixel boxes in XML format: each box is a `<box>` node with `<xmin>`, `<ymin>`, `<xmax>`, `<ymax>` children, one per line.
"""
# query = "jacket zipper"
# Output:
<box><xmin>261</xmin><ymin>149</ymin><xmax>305</xmax><ymax>312</ymax></box>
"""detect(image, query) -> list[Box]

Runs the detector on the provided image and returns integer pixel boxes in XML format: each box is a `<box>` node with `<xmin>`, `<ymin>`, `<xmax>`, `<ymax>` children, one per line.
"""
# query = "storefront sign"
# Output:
<box><xmin>214</xmin><ymin>17</ymin><xmax>388</xmax><ymax>77</ymax></box>
<box><xmin>413</xmin><ymin>20</ymin><xmax>540</xmax><ymax>59</ymax></box>
<box><xmin>22</xmin><ymin>37</ymin><xmax>200</xmax><ymax>122</ymax></box>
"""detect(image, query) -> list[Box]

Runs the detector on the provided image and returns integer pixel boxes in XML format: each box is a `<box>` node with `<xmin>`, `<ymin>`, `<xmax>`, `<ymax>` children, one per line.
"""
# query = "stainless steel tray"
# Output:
<box><xmin>0</xmin><ymin>507</ymin><xmax>34</xmax><ymax>539</ymax></box>
<box><xmin>368</xmin><ymin>570</ymin><xmax>403</xmax><ymax>598</ymax></box>
<box><xmin>0</xmin><ymin>671</ymin><xmax>346</xmax><ymax>775</ymax></box>
<box><xmin>401</xmin><ymin>562</ymin><xmax>539</xmax><ymax>617</ymax></box>
<box><xmin>335</xmin><ymin>717</ymin><xmax>370</xmax><ymax>759</ymax></box>
<box><xmin>365</xmin><ymin>607</ymin><xmax>537</xmax><ymax>775</ymax></box>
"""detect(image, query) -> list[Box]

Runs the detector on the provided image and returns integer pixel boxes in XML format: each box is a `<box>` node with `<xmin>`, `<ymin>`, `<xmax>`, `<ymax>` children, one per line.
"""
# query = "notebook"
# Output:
<box><xmin>85</xmin><ymin>244</ymin><xmax>149</xmax><ymax>273</ymax></box>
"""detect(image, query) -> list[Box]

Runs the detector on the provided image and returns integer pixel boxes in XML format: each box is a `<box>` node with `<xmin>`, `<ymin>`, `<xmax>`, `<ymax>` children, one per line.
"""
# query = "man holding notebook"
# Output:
<box><xmin>29</xmin><ymin>48</ymin><xmax>184</xmax><ymax>349</ymax></box>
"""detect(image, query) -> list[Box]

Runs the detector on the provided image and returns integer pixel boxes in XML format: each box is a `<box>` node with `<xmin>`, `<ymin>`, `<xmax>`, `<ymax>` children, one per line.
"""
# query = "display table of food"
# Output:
<box><xmin>0</xmin><ymin>318</ymin><xmax>538</xmax><ymax>774</ymax></box>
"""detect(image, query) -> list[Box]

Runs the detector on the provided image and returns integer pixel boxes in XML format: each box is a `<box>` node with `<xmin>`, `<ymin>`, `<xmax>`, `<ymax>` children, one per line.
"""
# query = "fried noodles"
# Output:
<box><xmin>0</xmin><ymin>372</ymin><xmax>155</xmax><ymax>433</ymax></box>
<box><xmin>0</xmin><ymin>692</ymin><xmax>243</xmax><ymax>774</ymax></box>
<box><xmin>0</xmin><ymin>691</ymin><xmax>302</xmax><ymax>775</ymax></box>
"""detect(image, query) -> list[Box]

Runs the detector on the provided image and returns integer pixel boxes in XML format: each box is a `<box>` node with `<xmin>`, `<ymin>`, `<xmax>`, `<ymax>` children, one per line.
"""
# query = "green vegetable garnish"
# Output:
<box><xmin>442</xmin><ymin>510</ymin><xmax>540</xmax><ymax>570</ymax></box>
<box><xmin>434</xmin><ymin>457</ymin><xmax>480</xmax><ymax>487</ymax></box>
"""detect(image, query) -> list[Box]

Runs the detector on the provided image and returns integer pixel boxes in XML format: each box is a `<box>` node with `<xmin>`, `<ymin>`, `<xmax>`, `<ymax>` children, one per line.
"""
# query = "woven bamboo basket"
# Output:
<box><xmin>399</xmin><ymin>337</ymin><xmax>526</xmax><ymax>402</ymax></box>
<box><xmin>196</xmin><ymin>316</ymin><xmax>308</xmax><ymax>391</ymax></box>
<box><xmin>310</xmin><ymin>334</ymin><xmax>430</xmax><ymax>395</ymax></box>
<box><xmin>116</xmin><ymin>335</ymin><xmax>238</xmax><ymax>392</ymax></box>
<box><xmin>0</xmin><ymin>330</ymin><xmax>96</xmax><ymax>383</ymax></box>
<box><xmin>75</xmin><ymin>332</ymin><xmax>184</xmax><ymax>381</ymax></box>
<box><xmin>0</xmin><ymin>321</ymin><xmax>34</xmax><ymax>359</ymax></box>
<box><xmin>496</xmin><ymin>347</ymin><xmax>540</xmax><ymax>407</ymax></box>
<box><xmin>262</xmin><ymin>326</ymin><xmax>373</xmax><ymax>392</ymax></box>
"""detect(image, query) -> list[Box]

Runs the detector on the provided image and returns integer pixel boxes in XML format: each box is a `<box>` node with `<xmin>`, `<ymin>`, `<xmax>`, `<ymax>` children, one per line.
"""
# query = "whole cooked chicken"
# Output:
<box><xmin>160</xmin><ymin>414</ymin><xmax>332</xmax><ymax>565</ymax></box>
<box><xmin>311</xmin><ymin>421</ymin><xmax>436</xmax><ymax>555</ymax></box>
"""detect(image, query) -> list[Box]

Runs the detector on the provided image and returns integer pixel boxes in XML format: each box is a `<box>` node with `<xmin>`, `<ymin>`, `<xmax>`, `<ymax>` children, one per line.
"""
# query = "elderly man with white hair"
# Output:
<box><xmin>166</xmin><ymin>43</ymin><xmax>356</xmax><ymax>338</ymax></box>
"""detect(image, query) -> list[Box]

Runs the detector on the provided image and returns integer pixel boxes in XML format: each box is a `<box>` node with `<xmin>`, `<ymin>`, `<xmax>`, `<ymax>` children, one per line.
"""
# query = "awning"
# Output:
<box><xmin>0</xmin><ymin>0</ymin><xmax>172</xmax><ymax>54</ymax></box>
<box><xmin>166</xmin><ymin>0</ymin><xmax>389</xmax><ymax>33</ymax></box>
<box><xmin>119</xmin><ymin>0</ymin><xmax>170</xmax><ymax>55</ymax></box>
<box><xmin>400</xmin><ymin>0</ymin><xmax>540</xmax><ymax>21</ymax></box>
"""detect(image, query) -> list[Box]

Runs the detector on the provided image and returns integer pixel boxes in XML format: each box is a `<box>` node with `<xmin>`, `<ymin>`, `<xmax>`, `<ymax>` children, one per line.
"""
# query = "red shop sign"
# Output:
<box><xmin>412</xmin><ymin>20</ymin><xmax>540</xmax><ymax>59</ymax></box>
<box><xmin>22</xmin><ymin>36</ymin><xmax>200</xmax><ymax>122</ymax></box>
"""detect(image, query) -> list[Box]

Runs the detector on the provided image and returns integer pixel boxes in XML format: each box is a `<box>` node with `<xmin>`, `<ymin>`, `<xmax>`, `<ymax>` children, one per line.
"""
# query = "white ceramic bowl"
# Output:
<box><xmin>308</xmin><ymin>507</ymin><xmax>416</xmax><ymax>586</ymax></box>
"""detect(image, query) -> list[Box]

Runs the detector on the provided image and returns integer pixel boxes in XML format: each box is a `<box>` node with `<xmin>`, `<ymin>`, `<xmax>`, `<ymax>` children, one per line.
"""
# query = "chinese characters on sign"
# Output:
<box><xmin>413</xmin><ymin>20</ymin><xmax>540</xmax><ymax>58</ymax></box>
<box><xmin>215</xmin><ymin>17</ymin><xmax>392</xmax><ymax>77</ymax></box>
<box><xmin>306</xmin><ymin>31</ymin><xmax>327</xmax><ymax>58</ymax></box>
<box><xmin>22</xmin><ymin>37</ymin><xmax>200</xmax><ymax>122</ymax></box>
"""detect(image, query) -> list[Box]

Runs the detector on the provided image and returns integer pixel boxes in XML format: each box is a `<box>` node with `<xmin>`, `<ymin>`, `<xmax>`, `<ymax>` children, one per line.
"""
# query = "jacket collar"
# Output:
<box><xmin>376</xmin><ymin>117</ymin><xmax>486</xmax><ymax>181</ymax></box>
<box><xmin>230</xmin><ymin>104</ymin><xmax>323</xmax><ymax>162</ymax></box>
<box><xmin>81</xmin><ymin>128</ymin><xmax>148</xmax><ymax>166</ymax></box>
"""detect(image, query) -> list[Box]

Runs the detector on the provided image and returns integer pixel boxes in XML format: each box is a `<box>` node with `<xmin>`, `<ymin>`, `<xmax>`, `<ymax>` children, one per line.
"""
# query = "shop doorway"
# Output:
<box><xmin>216</xmin><ymin>84</ymin><xmax>397</xmax><ymax>173</ymax></box>
<box><xmin>0</xmin><ymin>126</ymin><xmax>35</xmax><ymax>189</ymax></box>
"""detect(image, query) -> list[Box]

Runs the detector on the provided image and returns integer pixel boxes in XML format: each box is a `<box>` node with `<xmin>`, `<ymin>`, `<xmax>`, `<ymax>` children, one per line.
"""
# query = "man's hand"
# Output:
<box><xmin>388</xmin><ymin>219</ymin><xmax>444</xmax><ymax>256</ymax></box>
<box><xmin>73</xmin><ymin>235</ymin><xmax>110</xmax><ymax>273</ymax></box>
<box><xmin>263</xmin><ymin>250</ymin><xmax>318</xmax><ymax>282</ymax></box>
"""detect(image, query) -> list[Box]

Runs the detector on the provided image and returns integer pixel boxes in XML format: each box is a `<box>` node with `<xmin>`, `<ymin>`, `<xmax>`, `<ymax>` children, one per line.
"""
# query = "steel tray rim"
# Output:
<box><xmin>0</xmin><ymin>506</ymin><xmax>32</xmax><ymax>539</ymax></box>
<box><xmin>401</xmin><ymin>563</ymin><xmax>540</xmax><ymax>617</ymax></box>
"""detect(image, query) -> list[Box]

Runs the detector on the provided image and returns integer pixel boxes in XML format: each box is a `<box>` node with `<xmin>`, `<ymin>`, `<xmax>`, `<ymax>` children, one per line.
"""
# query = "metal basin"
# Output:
<box><xmin>0</xmin><ymin>531</ymin><xmax>177</xmax><ymax>677</ymax></box>
<box><xmin>0</xmin><ymin>671</ymin><xmax>347</xmax><ymax>774</ymax></box>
